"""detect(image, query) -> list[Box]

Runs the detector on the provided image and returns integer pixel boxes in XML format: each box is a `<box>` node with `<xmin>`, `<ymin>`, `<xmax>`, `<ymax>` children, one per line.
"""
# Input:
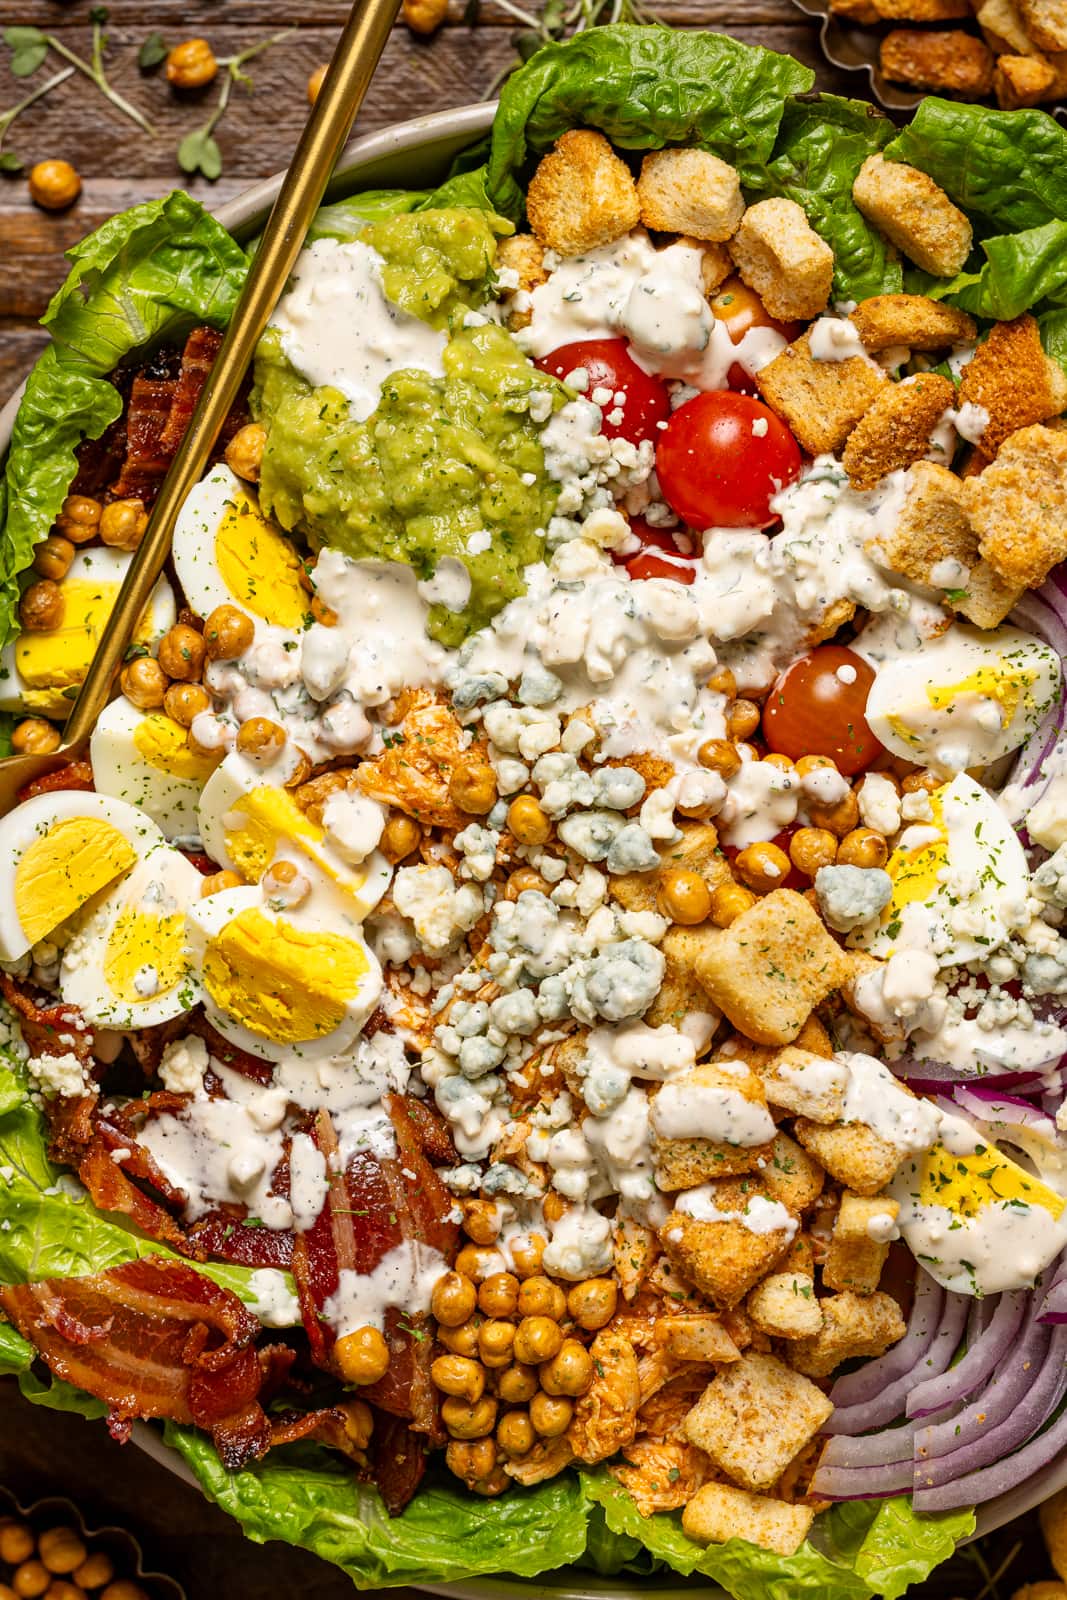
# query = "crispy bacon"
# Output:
<box><xmin>74</xmin><ymin>1140</ymin><xmax>189</xmax><ymax>1252</ymax></box>
<box><xmin>109</xmin><ymin>376</ymin><xmax>177</xmax><ymax>503</ymax></box>
<box><xmin>401</xmin><ymin>1097</ymin><xmax>458</xmax><ymax>1166</ymax></box>
<box><xmin>187</xmin><ymin>1012</ymin><xmax>275</xmax><ymax>1086</ymax></box>
<box><xmin>188</xmin><ymin>1212</ymin><xmax>295</xmax><ymax>1270</ymax></box>
<box><xmin>1</xmin><ymin>975</ymin><xmax>93</xmax><ymax>1063</ymax></box>
<box><xmin>366</xmin><ymin>1415</ymin><xmax>429</xmax><ymax>1516</ymax></box>
<box><xmin>16</xmin><ymin>759</ymin><xmax>94</xmax><ymax>805</ymax></box>
<box><xmin>0</xmin><ymin>1259</ymin><xmax>272</xmax><ymax>1467</ymax></box>
<box><xmin>269</xmin><ymin>1403</ymin><xmax>371</xmax><ymax>1466</ymax></box>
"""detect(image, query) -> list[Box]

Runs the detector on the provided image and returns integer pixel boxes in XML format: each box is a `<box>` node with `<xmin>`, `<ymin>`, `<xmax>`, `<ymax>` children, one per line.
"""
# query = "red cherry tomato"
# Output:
<box><xmin>655</xmin><ymin>391</ymin><xmax>802</xmax><ymax>531</ymax></box>
<box><xmin>762</xmin><ymin>645</ymin><xmax>884</xmax><ymax>777</ymax></box>
<box><xmin>534</xmin><ymin>338</ymin><xmax>670</xmax><ymax>446</ymax></box>
<box><xmin>710</xmin><ymin>276</ymin><xmax>802</xmax><ymax>347</ymax></box>
<box><xmin>611</xmin><ymin>519</ymin><xmax>697</xmax><ymax>585</ymax></box>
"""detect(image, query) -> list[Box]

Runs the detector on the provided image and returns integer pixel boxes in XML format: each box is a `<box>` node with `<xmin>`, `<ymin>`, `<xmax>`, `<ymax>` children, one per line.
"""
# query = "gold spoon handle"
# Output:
<box><xmin>63</xmin><ymin>0</ymin><xmax>401</xmax><ymax>750</ymax></box>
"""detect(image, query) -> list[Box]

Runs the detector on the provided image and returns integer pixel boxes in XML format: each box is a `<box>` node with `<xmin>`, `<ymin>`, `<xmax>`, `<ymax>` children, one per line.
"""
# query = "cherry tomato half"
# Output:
<box><xmin>710</xmin><ymin>276</ymin><xmax>803</xmax><ymax>348</ymax></box>
<box><xmin>535</xmin><ymin>338</ymin><xmax>670</xmax><ymax>446</ymax></box>
<box><xmin>762</xmin><ymin>645</ymin><xmax>884</xmax><ymax>777</ymax></box>
<box><xmin>655</xmin><ymin>391</ymin><xmax>802</xmax><ymax>531</ymax></box>
<box><xmin>613</xmin><ymin>519</ymin><xmax>697</xmax><ymax>585</ymax></box>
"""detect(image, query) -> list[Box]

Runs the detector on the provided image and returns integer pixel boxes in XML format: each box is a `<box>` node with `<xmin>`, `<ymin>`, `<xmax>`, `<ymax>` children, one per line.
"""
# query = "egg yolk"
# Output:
<box><xmin>201</xmin><ymin>907</ymin><xmax>371</xmax><ymax>1042</ymax></box>
<box><xmin>216</xmin><ymin>497</ymin><xmax>309</xmax><ymax>631</ymax></box>
<box><xmin>880</xmin><ymin>789</ymin><xmax>948</xmax><ymax>928</ymax></box>
<box><xmin>133</xmin><ymin>713</ymin><xmax>220</xmax><ymax>782</ymax></box>
<box><xmin>15</xmin><ymin>579</ymin><xmax>161</xmax><ymax>717</ymax></box>
<box><xmin>224</xmin><ymin>787</ymin><xmax>322</xmax><ymax>881</ymax></box>
<box><xmin>918</xmin><ymin>1138</ymin><xmax>1066</xmax><ymax>1222</ymax></box>
<box><xmin>926</xmin><ymin>662</ymin><xmax>1038</xmax><ymax>726</ymax></box>
<box><xmin>15</xmin><ymin>818</ymin><xmax>137</xmax><ymax>945</ymax></box>
<box><xmin>104</xmin><ymin>907</ymin><xmax>189</xmax><ymax>1002</ymax></box>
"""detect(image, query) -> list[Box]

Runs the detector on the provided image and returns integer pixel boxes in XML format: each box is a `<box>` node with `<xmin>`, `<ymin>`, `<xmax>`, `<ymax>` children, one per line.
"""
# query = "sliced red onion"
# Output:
<box><xmin>809</xmin><ymin>1457</ymin><xmax>914</xmax><ymax>1501</ymax></box>
<box><xmin>952</xmin><ymin>1085</ymin><xmax>1061</xmax><ymax>1139</ymax></box>
<box><xmin>1040</xmin><ymin>1279</ymin><xmax>1067</xmax><ymax>1324</ymax></box>
<box><xmin>905</xmin><ymin>1289</ymin><xmax>1029</xmax><ymax>1418</ymax></box>
<box><xmin>896</xmin><ymin>1057</ymin><xmax>1051</xmax><ymax>1093</ymax></box>
<box><xmin>825</xmin><ymin>1274</ymin><xmax>970</xmax><ymax>1436</ymax></box>
<box><xmin>915</xmin><ymin>1314</ymin><xmax>1050</xmax><ymax>1463</ymax></box>
<box><xmin>818</xmin><ymin>1423</ymin><xmax>917</xmax><ymax>1471</ymax></box>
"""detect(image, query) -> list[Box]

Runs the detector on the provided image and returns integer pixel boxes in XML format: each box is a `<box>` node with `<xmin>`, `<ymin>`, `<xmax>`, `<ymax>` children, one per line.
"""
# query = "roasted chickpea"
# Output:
<box><xmin>462</xmin><ymin>1198</ymin><xmax>501</xmax><ymax>1246</ymax></box>
<box><xmin>20</xmin><ymin>579</ymin><xmax>64</xmax><ymax>633</ymax></box>
<box><xmin>788</xmin><ymin>827</ymin><xmax>837</xmax><ymax>879</ymax></box>
<box><xmin>455</xmin><ymin>1243</ymin><xmax>504</xmax><ymax>1282</ymax></box>
<box><xmin>446</xmin><ymin>1437</ymin><xmax>497</xmax><ymax>1483</ymax></box>
<box><xmin>658</xmin><ymin>868</ymin><xmax>711</xmax><ymax>926</ymax></box>
<box><xmin>0</xmin><ymin>1526</ymin><xmax>34</xmax><ymax>1566</ymax></box>
<box><xmin>334</xmin><ymin>1324</ymin><xmax>390</xmax><ymax>1385</ymax></box>
<box><xmin>166</xmin><ymin>37</ymin><xmax>218</xmax><ymax>87</ymax></box>
<box><xmin>163</xmin><ymin>681</ymin><xmax>211</xmax><ymax>728</ymax></box>
<box><xmin>449</xmin><ymin>760</ymin><xmax>497</xmax><ymax>817</ymax></box>
<box><xmin>203</xmin><ymin>604</ymin><xmax>255</xmax><ymax>661</ymax></box>
<box><xmin>509</xmin><ymin>1232</ymin><xmax>546</xmax><ymax>1279</ymax></box>
<box><xmin>119</xmin><ymin>656</ymin><xmax>168</xmax><ymax>711</ymax></box>
<box><xmin>542</xmin><ymin>1193</ymin><xmax>567</xmax><ymax>1227</ymax></box>
<box><xmin>437</xmin><ymin>1320</ymin><xmax>481</xmax><ymax>1357</ymax></box>
<box><xmin>529</xmin><ymin>1391</ymin><xmax>573</xmax><ymax>1438</ymax></box>
<box><xmin>28</xmin><ymin>159</ymin><xmax>80</xmax><ymax>211</ymax></box>
<box><xmin>478</xmin><ymin>1271</ymin><xmax>520</xmax><ymax>1318</ymax></box>
<box><xmin>566</xmin><ymin>1277</ymin><xmax>617</xmax><ymax>1331</ymax></box>
<box><xmin>224</xmin><ymin>422</ymin><xmax>267</xmax><ymax>483</ymax></box>
<box><xmin>157</xmin><ymin>623</ymin><xmax>205</xmax><ymax>682</ymax></box>
<box><xmin>307</xmin><ymin>63</ymin><xmax>329</xmax><ymax>104</ymax></box>
<box><xmin>504</xmin><ymin>866</ymin><xmax>549</xmax><ymax>900</ymax></box>
<box><xmin>310</xmin><ymin>594</ymin><xmax>338</xmax><ymax>627</ymax></box>
<box><xmin>837</xmin><ymin>827</ymin><xmax>889</xmax><ymax>869</ymax></box>
<box><xmin>38</xmin><ymin>1529</ymin><xmax>85</xmax><ymax>1576</ymax></box>
<box><xmin>762</xmin><ymin>752</ymin><xmax>795</xmax><ymax>773</ymax></box>
<box><xmin>100</xmin><ymin>1587</ymin><xmax>150</xmax><ymax>1600</ymax></box>
<box><xmin>517</xmin><ymin>1276</ymin><xmax>566</xmax><ymax>1321</ymax></box>
<box><xmin>497</xmin><ymin>1362</ymin><xmax>539</xmax><ymax>1404</ymax></box>
<box><xmin>497</xmin><ymin>1410</ymin><xmax>535</xmax><ymax>1458</ymax></box>
<box><xmin>734</xmin><ymin>840</ymin><xmax>791</xmax><ymax>894</ymax></box>
<box><xmin>795</xmin><ymin>754</ymin><xmax>837</xmax><ymax>780</ymax></box>
<box><xmin>432</xmin><ymin>1271</ymin><xmax>478</xmax><ymax>1327</ymax></box>
<box><xmin>901</xmin><ymin>770</ymin><xmax>941</xmax><ymax>795</ymax></box>
<box><xmin>381</xmin><ymin>812</ymin><xmax>421</xmax><ymax>863</ymax></box>
<box><xmin>12</xmin><ymin>718</ymin><xmax>61</xmax><ymax>756</ymax></box>
<box><xmin>283</xmin><ymin>747</ymin><xmax>313</xmax><ymax>789</ymax></box>
<box><xmin>540</xmin><ymin>1339</ymin><xmax>594</xmax><ymax>1397</ymax></box>
<box><xmin>72</xmin><ymin>1554</ymin><xmax>114</xmax><ymax>1590</ymax></box>
<box><xmin>808</xmin><ymin>788</ymin><xmax>860</xmax><ymax>838</ymax></box>
<box><xmin>236</xmin><ymin>716</ymin><xmax>287</xmax><ymax>764</ymax></box>
<box><xmin>11</xmin><ymin>1564</ymin><xmax>49</xmax><ymax>1600</ymax></box>
<box><xmin>726</xmin><ymin>699</ymin><xmax>761</xmax><ymax>741</ymax></box>
<box><xmin>55</xmin><ymin>495</ymin><xmax>100</xmax><ymax>544</ymax></box>
<box><xmin>478</xmin><ymin>1319</ymin><xmax>516</xmax><ymax>1368</ymax></box>
<box><xmin>507</xmin><ymin>795</ymin><xmax>550</xmax><ymax>846</ymax></box>
<box><xmin>430</xmin><ymin>1353</ymin><xmax>485</xmax><ymax>1402</ymax></box>
<box><xmin>262</xmin><ymin>858</ymin><xmax>311</xmax><ymax>908</ymax></box>
<box><xmin>709</xmin><ymin>881</ymin><xmax>757</xmax><ymax>927</ymax></box>
<box><xmin>706</xmin><ymin>664</ymin><xmax>737</xmax><ymax>699</ymax></box>
<box><xmin>514</xmin><ymin>1315</ymin><xmax>564</xmax><ymax>1366</ymax></box>
<box><xmin>99</xmin><ymin>498</ymin><xmax>147</xmax><ymax>551</ymax></box>
<box><xmin>442</xmin><ymin>1393</ymin><xmax>498</xmax><ymax>1439</ymax></box>
<box><xmin>200</xmin><ymin>869</ymin><xmax>243</xmax><ymax>897</ymax></box>
<box><xmin>402</xmin><ymin>0</ymin><xmax>448</xmax><ymax>33</ymax></box>
<box><xmin>43</xmin><ymin>1580</ymin><xmax>84</xmax><ymax>1600</ymax></box>
<box><xmin>697</xmin><ymin>738</ymin><xmax>741</xmax><ymax>780</ymax></box>
<box><xmin>32</xmin><ymin>535</ymin><xmax>75</xmax><ymax>582</ymax></box>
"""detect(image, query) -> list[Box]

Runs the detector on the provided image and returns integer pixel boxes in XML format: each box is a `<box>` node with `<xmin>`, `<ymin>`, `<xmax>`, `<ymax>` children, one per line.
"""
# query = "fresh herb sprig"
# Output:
<box><xmin>0</xmin><ymin>64</ymin><xmax>73</xmax><ymax>172</ymax></box>
<box><xmin>177</xmin><ymin>30</ymin><xmax>292</xmax><ymax>181</ymax></box>
<box><xmin>3</xmin><ymin>10</ymin><xmax>155</xmax><ymax>136</ymax></box>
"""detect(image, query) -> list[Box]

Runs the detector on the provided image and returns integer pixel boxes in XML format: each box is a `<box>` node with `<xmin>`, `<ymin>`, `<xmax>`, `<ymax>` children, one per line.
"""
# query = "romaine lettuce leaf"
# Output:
<box><xmin>906</xmin><ymin>219</ymin><xmax>1067</xmax><ymax>320</ymax></box>
<box><xmin>0</xmin><ymin>1319</ymin><xmax>107</xmax><ymax>1418</ymax></box>
<box><xmin>1040</xmin><ymin>308</ymin><xmax>1067</xmax><ymax>375</ymax></box>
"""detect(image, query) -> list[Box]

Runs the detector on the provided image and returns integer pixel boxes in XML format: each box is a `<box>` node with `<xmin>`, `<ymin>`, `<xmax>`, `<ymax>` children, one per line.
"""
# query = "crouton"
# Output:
<box><xmin>874</xmin><ymin>0</ymin><xmax>970</xmax><ymax>13</ymax></box>
<box><xmin>684</xmin><ymin>1352</ymin><xmax>833</xmax><ymax>1491</ymax></box>
<box><xmin>1019</xmin><ymin>0</ymin><xmax>1067</xmax><ymax>46</ymax></box>
<box><xmin>683</xmin><ymin>1482</ymin><xmax>815</xmax><ymax>1556</ymax></box>
<box><xmin>747</xmin><ymin>1271</ymin><xmax>823</xmax><ymax>1339</ymax></box>
<box><xmin>657</xmin><ymin>1314</ymin><xmax>741</xmax><ymax>1364</ymax></box>
<box><xmin>760</xmin><ymin>1046</ymin><xmax>849</xmax><ymax>1123</ymax></box>
<box><xmin>978</xmin><ymin>0</ymin><xmax>1041</xmax><ymax>51</ymax></box>
<box><xmin>871</xmin><ymin>460</ymin><xmax>1023</xmax><ymax>629</ymax></box>
<box><xmin>850</xmin><ymin>294</ymin><xmax>976</xmax><ymax>354</ymax></box>
<box><xmin>790</xmin><ymin>1290</ymin><xmax>906</xmax><ymax>1378</ymax></box>
<box><xmin>652</xmin><ymin>1060</ymin><xmax>775</xmax><ymax>1190</ymax></box>
<box><xmin>995</xmin><ymin>51</ymin><xmax>1058</xmax><ymax>104</ymax></box>
<box><xmin>611</xmin><ymin>820</ymin><xmax>731</xmax><ymax>916</ymax></box>
<box><xmin>756</xmin><ymin>335</ymin><xmax>888</xmax><ymax>458</ymax></box>
<box><xmin>728</xmin><ymin>199</ymin><xmax>835</xmax><ymax>323</ymax></box>
<box><xmin>645</xmin><ymin>926</ymin><xmax>721</xmax><ymax>1034</ymax></box>
<box><xmin>637</xmin><ymin>149</ymin><xmax>745</xmax><ymax>243</ymax></box>
<box><xmin>496</xmin><ymin>233</ymin><xmax>546</xmax><ymax>330</ymax></box>
<box><xmin>781</xmin><ymin>1232</ymin><xmax>816</xmax><ymax>1277</ymax></box>
<box><xmin>958</xmin><ymin>315</ymin><xmax>1067</xmax><ymax>456</ymax></box>
<box><xmin>823</xmin><ymin>1193</ymin><xmax>899</xmax><ymax>1294</ymax></box>
<box><xmin>763</xmin><ymin>1131</ymin><xmax>826</xmax><ymax>1215</ymax></box>
<box><xmin>695</xmin><ymin>889</ymin><xmax>854</xmax><ymax>1047</ymax></box>
<box><xmin>853</xmin><ymin>154</ymin><xmax>972</xmax><ymax>278</ymax></box>
<box><xmin>1040</xmin><ymin>1484</ymin><xmax>1067</xmax><ymax>1581</ymax></box>
<box><xmin>964</xmin><ymin>424</ymin><xmax>1067</xmax><ymax>590</ymax></box>
<box><xmin>880</xmin><ymin>29</ymin><xmax>996</xmax><ymax>95</ymax></box>
<box><xmin>842</xmin><ymin>371</ymin><xmax>956</xmax><ymax>491</ymax></box>
<box><xmin>718</xmin><ymin>1014</ymin><xmax>834</xmax><ymax>1074</ymax></box>
<box><xmin>659</xmin><ymin>1178</ymin><xmax>796</xmax><ymax>1308</ymax></box>
<box><xmin>693</xmin><ymin>240</ymin><xmax>734</xmax><ymax>295</ymax></box>
<box><xmin>526</xmin><ymin>129</ymin><xmax>640</xmax><ymax>258</ymax></box>
<box><xmin>794</xmin><ymin>1118</ymin><xmax>903</xmax><ymax>1196</ymax></box>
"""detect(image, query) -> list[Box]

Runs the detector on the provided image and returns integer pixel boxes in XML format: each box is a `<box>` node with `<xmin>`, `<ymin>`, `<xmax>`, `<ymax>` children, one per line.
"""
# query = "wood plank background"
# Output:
<box><xmin>0</xmin><ymin>0</ymin><xmax>856</xmax><ymax>400</ymax></box>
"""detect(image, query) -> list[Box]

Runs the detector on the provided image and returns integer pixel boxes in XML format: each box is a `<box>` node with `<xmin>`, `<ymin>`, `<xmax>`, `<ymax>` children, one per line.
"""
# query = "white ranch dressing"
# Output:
<box><xmin>650</xmin><ymin>1079</ymin><xmax>775</xmax><ymax>1145</ymax></box>
<box><xmin>322</xmin><ymin>1240</ymin><xmax>450</xmax><ymax>1337</ymax></box>
<box><xmin>673</xmin><ymin>1186</ymin><xmax>796</xmax><ymax>1240</ymax></box>
<box><xmin>837</xmin><ymin>1051</ymin><xmax>943</xmax><ymax>1152</ymax></box>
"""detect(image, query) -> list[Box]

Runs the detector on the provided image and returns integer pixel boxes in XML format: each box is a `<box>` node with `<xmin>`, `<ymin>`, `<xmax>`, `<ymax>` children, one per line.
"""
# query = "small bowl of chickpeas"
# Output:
<box><xmin>0</xmin><ymin>1493</ymin><xmax>185</xmax><ymax>1600</ymax></box>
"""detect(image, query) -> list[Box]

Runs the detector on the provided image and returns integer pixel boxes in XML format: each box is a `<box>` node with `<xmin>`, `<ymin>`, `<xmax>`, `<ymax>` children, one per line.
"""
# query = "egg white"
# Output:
<box><xmin>90</xmin><ymin>696</ymin><xmax>221</xmax><ymax>842</ymax></box>
<box><xmin>171</xmin><ymin>465</ymin><xmax>310</xmax><ymax>632</ymax></box>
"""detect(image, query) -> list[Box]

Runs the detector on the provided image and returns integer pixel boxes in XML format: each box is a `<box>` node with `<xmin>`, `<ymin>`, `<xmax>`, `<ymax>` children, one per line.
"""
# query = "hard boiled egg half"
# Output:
<box><xmin>172</xmin><ymin>464</ymin><xmax>310</xmax><ymax>632</ymax></box>
<box><xmin>187</xmin><ymin>884</ymin><xmax>381</xmax><ymax>1061</ymax></box>
<box><xmin>863</xmin><ymin>624</ymin><xmax>1059</xmax><ymax>777</ymax></box>
<box><xmin>91</xmin><ymin>696</ymin><xmax>222</xmax><ymax>841</ymax></box>
<box><xmin>0</xmin><ymin>550</ymin><xmax>175</xmax><ymax>720</ymax></box>
<box><xmin>857</xmin><ymin>772</ymin><xmax>1029</xmax><ymax>966</ymax></box>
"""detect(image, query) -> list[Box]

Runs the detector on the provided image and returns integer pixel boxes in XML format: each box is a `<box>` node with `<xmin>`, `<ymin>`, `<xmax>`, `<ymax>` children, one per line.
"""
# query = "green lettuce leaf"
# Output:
<box><xmin>756</xmin><ymin>94</ymin><xmax>901</xmax><ymax>302</ymax></box>
<box><xmin>1040</xmin><ymin>307</ymin><xmax>1067</xmax><ymax>375</ymax></box>
<box><xmin>0</xmin><ymin>1319</ymin><xmax>108</xmax><ymax>1418</ymax></box>
<box><xmin>0</xmin><ymin>191</ymin><xmax>248</xmax><ymax>648</ymax></box>
<box><xmin>308</xmin><ymin>187</ymin><xmax>431</xmax><ymax>245</ymax></box>
<box><xmin>906</xmin><ymin>219</ymin><xmax>1067</xmax><ymax>319</ymax></box>
<box><xmin>165</xmin><ymin>1422</ymin><xmax>592</xmax><ymax>1590</ymax></box>
<box><xmin>486</xmin><ymin>24</ymin><xmax>813</xmax><ymax>220</ymax></box>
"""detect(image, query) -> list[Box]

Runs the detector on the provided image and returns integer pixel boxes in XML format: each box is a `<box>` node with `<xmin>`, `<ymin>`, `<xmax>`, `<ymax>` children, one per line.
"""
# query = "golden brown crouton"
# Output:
<box><xmin>794</xmin><ymin>1118</ymin><xmax>904</xmax><ymax>1196</ymax></box>
<box><xmin>645</xmin><ymin>926</ymin><xmax>720</xmax><ymax>1032</ymax></box>
<box><xmin>880</xmin><ymin>29</ymin><xmax>996</xmax><ymax>95</ymax></box>
<box><xmin>823</xmin><ymin>1192</ymin><xmax>899</xmax><ymax>1294</ymax></box>
<box><xmin>611</xmin><ymin>820</ymin><xmax>731</xmax><ymax>916</ymax></box>
<box><xmin>762</xmin><ymin>1130</ymin><xmax>826</xmax><ymax>1215</ymax></box>
<box><xmin>995</xmin><ymin>51</ymin><xmax>1058</xmax><ymax>104</ymax></box>
<box><xmin>871</xmin><ymin>460</ymin><xmax>1023</xmax><ymax>629</ymax></box>
<box><xmin>652</xmin><ymin>1060</ymin><xmax>775</xmax><ymax>1190</ymax></box>
<box><xmin>657</xmin><ymin>1314</ymin><xmax>741</xmax><ymax>1364</ymax></box>
<box><xmin>842</xmin><ymin>371</ymin><xmax>956</xmax><ymax>491</ymax></box>
<box><xmin>1040</xmin><ymin>1484</ymin><xmax>1067</xmax><ymax>1580</ymax></box>
<box><xmin>958</xmin><ymin>315</ymin><xmax>1067</xmax><ymax>456</ymax></box>
<box><xmin>853</xmin><ymin>153</ymin><xmax>973</xmax><ymax>278</ymax></box>
<box><xmin>781</xmin><ymin>1232</ymin><xmax>817</xmax><ymax>1278</ymax></box>
<box><xmin>759</xmin><ymin>1045</ymin><xmax>849</xmax><ymax>1123</ymax></box>
<box><xmin>660</xmin><ymin>1180</ymin><xmax>796</xmax><ymax>1308</ymax></box>
<box><xmin>873</xmin><ymin>0</ymin><xmax>970</xmax><ymax>13</ymax></box>
<box><xmin>683</xmin><ymin>1482</ymin><xmax>815</xmax><ymax>1557</ymax></box>
<box><xmin>526</xmin><ymin>129</ymin><xmax>640</xmax><ymax>258</ymax></box>
<box><xmin>496</xmin><ymin>233</ymin><xmax>546</xmax><ymax>331</ymax></box>
<box><xmin>1019</xmin><ymin>0</ymin><xmax>1067</xmax><ymax>46</ymax></box>
<box><xmin>747</xmin><ymin>1272</ymin><xmax>823</xmax><ymax>1339</ymax></box>
<box><xmin>728</xmin><ymin>199</ymin><xmax>835</xmax><ymax>323</ymax></box>
<box><xmin>683</xmin><ymin>1352</ymin><xmax>833</xmax><ymax>1491</ymax></box>
<box><xmin>637</xmin><ymin>149</ymin><xmax>744</xmax><ymax>243</ymax></box>
<box><xmin>695</xmin><ymin>889</ymin><xmax>854</xmax><ymax>1047</ymax></box>
<box><xmin>850</xmin><ymin>294</ymin><xmax>976</xmax><ymax>353</ymax></box>
<box><xmin>978</xmin><ymin>0</ymin><xmax>1041</xmax><ymax>51</ymax></box>
<box><xmin>756</xmin><ymin>335</ymin><xmax>888</xmax><ymax>458</ymax></box>
<box><xmin>964</xmin><ymin>424</ymin><xmax>1067</xmax><ymax>590</ymax></box>
<box><xmin>719</xmin><ymin>1014</ymin><xmax>834</xmax><ymax>1073</ymax></box>
<box><xmin>790</xmin><ymin>1290</ymin><xmax>906</xmax><ymax>1378</ymax></box>
<box><xmin>693</xmin><ymin>239</ymin><xmax>734</xmax><ymax>295</ymax></box>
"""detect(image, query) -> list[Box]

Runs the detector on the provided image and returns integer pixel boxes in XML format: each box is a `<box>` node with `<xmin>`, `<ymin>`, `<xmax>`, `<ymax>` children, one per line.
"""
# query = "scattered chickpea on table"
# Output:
<box><xmin>0</xmin><ymin>1518</ymin><xmax>149</xmax><ymax>1600</ymax></box>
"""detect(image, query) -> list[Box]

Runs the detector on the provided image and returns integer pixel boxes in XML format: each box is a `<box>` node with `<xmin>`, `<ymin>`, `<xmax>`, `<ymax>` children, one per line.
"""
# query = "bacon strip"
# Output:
<box><xmin>0</xmin><ymin>1259</ymin><xmax>272</xmax><ymax>1467</ymax></box>
<box><xmin>109</xmin><ymin>376</ymin><xmax>177</xmax><ymax>502</ymax></box>
<box><xmin>366</xmin><ymin>1415</ymin><xmax>429</xmax><ymax>1516</ymax></box>
<box><xmin>1</xmin><ymin>975</ymin><xmax>93</xmax><ymax>1064</ymax></box>
<box><xmin>157</xmin><ymin>327</ymin><xmax>223</xmax><ymax>456</ymax></box>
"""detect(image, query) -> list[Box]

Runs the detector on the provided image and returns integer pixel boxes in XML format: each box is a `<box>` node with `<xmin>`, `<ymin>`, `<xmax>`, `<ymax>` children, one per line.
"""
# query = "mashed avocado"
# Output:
<box><xmin>252</xmin><ymin>208</ymin><xmax>565</xmax><ymax>646</ymax></box>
